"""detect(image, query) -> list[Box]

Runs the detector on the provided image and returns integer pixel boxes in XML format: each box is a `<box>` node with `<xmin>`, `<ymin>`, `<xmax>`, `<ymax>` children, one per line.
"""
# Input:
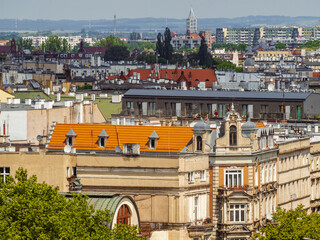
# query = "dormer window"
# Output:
<box><xmin>230</xmin><ymin>125</ymin><xmax>237</xmax><ymax>146</ymax></box>
<box><xmin>66</xmin><ymin>128</ymin><xmax>77</xmax><ymax>147</ymax></box>
<box><xmin>196</xmin><ymin>136</ymin><xmax>202</xmax><ymax>151</ymax></box>
<box><xmin>148</xmin><ymin>130</ymin><xmax>159</xmax><ymax>150</ymax></box>
<box><xmin>98</xmin><ymin>129</ymin><xmax>109</xmax><ymax>148</ymax></box>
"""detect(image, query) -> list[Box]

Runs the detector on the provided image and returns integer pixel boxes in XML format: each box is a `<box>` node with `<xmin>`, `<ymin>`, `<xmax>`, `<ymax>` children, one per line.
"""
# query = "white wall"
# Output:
<box><xmin>0</xmin><ymin>111</ymin><xmax>27</xmax><ymax>141</ymax></box>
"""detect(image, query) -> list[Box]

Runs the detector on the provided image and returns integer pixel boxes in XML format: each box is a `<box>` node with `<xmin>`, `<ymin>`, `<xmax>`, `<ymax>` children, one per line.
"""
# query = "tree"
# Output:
<box><xmin>39</xmin><ymin>35</ymin><xmax>67</xmax><ymax>53</ymax></box>
<box><xmin>275</xmin><ymin>42</ymin><xmax>287</xmax><ymax>49</ymax></box>
<box><xmin>163</xmin><ymin>27</ymin><xmax>173</xmax><ymax>61</ymax></box>
<box><xmin>156</xmin><ymin>32</ymin><xmax>164</xmax><ymax>58</ymax></box>
<box><xmin>129</xmin><ymin>32</ymin><xmax>141</xmax><ymax>40</ymax></box>
<box><xmin>254</xmin><ymin>205</ymin><xmax>320</xmax><ymax>240</ymax></box>
<box><xmin>95</xmin><ymin>35</ymin><xmax>127</xmax><ymax>47</ymax></box>
<box><xmin>0</xmin><ymin>168</ymin><xmax>141</xmax><ymax>239</ymax></box>
<box><xmin>216</xmin><ymin>61</ymin><xmax>237</xmax><ymax>71</ymax></box>
<box><xmin>104</xmin><ymin>45</ymin><xmax>130</xmax><ymax>61</ymax></box>
<box><xmin>127</xmin><ymin>41</ymin><xmax>156</xmax><ymax>52</ymax></box>
<box><xmin>198</xmin><ymin>36</ymin><xmax>212</xmax><ymax>68</ymax></box>
<box><xmin>16</xmin><ymin>38</ymin><xmax>34</xmax><ymax>51</ymax></box>
<box><xmin>187</xmin><ymin>52</ymin><xmax>199</xmax><ymax>66</ymax></box>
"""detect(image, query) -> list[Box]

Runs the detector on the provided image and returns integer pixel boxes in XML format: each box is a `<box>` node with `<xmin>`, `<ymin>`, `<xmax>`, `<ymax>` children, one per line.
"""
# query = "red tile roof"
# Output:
<box><xmin>126</xmin><ymin>68</ymin><xmax>217</xmax><ymax>88</ymax></box>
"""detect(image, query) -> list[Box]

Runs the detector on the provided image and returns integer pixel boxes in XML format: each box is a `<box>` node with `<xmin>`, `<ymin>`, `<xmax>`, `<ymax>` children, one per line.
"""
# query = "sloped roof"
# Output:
<box><xmin>48</xmin><ymin>124</ymin><xmax>193</xmax><ymax>153</ymax></box>
<box><xmin>127</xmin><ymin>68</ymin><xmax>217</xmax><ymax>88</ymax></box>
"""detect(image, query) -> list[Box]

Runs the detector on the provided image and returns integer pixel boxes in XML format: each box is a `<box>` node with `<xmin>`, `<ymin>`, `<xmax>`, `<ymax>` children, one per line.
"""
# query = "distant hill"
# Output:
<box><xmin>0</xmin><ymin>16</ymin><xmax>319</xmax><ymax>33</ymax></box>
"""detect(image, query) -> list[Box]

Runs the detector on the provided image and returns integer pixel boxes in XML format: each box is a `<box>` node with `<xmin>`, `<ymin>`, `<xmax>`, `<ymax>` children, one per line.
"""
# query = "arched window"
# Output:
<box><xmin>117</xmin><ymin>204</ymin><xmax>131</xmax><ymax>225</ymax></box>
<box><xmin>196</xmin><ymin>136</ymin><xmax>202</xmax><ymax>151</ymax></box>
<box><xmin>230</xmin><ymin>125</ymin><xmax>237</xmax><ymax>146</ymax></box>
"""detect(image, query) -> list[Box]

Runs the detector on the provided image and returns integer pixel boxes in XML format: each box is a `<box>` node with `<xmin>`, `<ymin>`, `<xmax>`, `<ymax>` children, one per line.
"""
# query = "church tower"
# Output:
<box><xmin>186</xmin><ymin>8</ymin><xmax>197</xmax><ymax>35</ymax></box>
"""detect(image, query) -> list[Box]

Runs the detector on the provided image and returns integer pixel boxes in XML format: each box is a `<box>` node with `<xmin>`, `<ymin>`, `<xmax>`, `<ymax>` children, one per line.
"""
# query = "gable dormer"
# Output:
<box><xmin>192</xmin><ymin>119</ymin><xmax>212</xmax><ymax>153</ymax></box>
<box><xmin>98</xmin><ymin>129</ymin><xmax>109</xmax><ymax>148</ymax></box>
<box><xmin>148</xmin><ymin>130</ymin><xmax>159</xmax><ymax>149</ymax></box>
<box><xmin>66</xmin><ymin>128</ymin><xmax>77</xmax><ymax>147</ymax></box>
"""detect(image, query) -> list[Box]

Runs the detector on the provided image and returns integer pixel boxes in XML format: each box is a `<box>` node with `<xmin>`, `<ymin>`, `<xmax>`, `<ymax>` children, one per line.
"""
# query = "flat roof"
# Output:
<box><xmin>124</xmin><ymin>89</ymin><xmax>313</xmax><ymax>101</ymax></box>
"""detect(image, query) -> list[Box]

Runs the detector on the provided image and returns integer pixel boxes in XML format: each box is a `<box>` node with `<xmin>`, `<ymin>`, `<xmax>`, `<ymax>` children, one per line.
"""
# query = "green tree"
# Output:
<box><xmin>127</xmin><ymin>41</ymin><xmax>156</xmax><ymax>52</ymax></box>
<box><xmin>95</xmin><ymin>35</ymin><xmax>127</xmax><ymax>47</ymax></box>
<box><xmin>0</xmin><ymin>168</ymin><xmax>141</xmax><ymax>239</ymax></box>
<box><xmin>216</xmin><ymin>61</ymin><xmax>237</xmax><ymax>71</ymax></box>
<box><xmin>104</xmin><ymin>45</ymin><xmax>130</xmax><ymax>61</ymax></box>
<box><xmin>170</xmin><ymin>53</ymin><xmax>184</xmax><ymax>65</ymax></box>
<box><xmin>129</xmin><ymin>32</ymin><xmax>141</xmax><ymax>40</ymax></box>
<box><xmin>187</xmin><ymin>52</ymin><xmax>199</xmax><ymax>66</ymax></box>
<box><xmin>39</xmin><ymin>35</ymin><xmax>66</xmax><ymax>53</ymax></box>
<box><xmin>163</xmin><ymin>27</ymin><xmax>173</xmax><ymax>61</ymax></box>
<box><xmin>254</xmin><ymin>205</ymin><xmax>320</xmax><ymax>240</ymax></box>
<box><xmin>275</xmin><ymin>42</ymin><xmax>287</xmax><ymax>49</ymax></box>
<box><xmin>198</xmin><ymin>36</ymin><xmax>212</xmax><ymax>68</ymax></box>
<box><xmin>17</xmin><ymin>38</ymin><xmax>34</xmax><ymax>51</ymax></box>
<box><xmin>156</xmin><ymin>32</ymin><xmax>164</xmax><ymax>58</ymax></box>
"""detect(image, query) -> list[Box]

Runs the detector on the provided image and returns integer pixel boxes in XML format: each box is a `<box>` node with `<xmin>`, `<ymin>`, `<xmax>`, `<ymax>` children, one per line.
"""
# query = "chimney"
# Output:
<box><xmin>57</xmin><ymin>93</ymin><xmax>61</xmax><ymax>102</ymax></box>
<box><xmin>7</xmin><ymin>98</ymin><xmax>12</xmax><ymax>104</ymax></box>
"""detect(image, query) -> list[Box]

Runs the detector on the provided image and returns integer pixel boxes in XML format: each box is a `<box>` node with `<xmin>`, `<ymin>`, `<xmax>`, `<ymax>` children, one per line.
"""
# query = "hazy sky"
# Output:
<box><xmin>2</xmin><ymin>0</ymin><xmax>320</xmax><ymax>20</ymax></box>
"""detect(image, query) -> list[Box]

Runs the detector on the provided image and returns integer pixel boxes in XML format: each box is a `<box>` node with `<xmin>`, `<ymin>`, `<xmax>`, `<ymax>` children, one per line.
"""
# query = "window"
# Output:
<box><xmin>200</xmin><ymin>170</ymin><xmax>206</xmax><ymax>181</ymax></box>
<box><xmin>196</xmin><ymin>136</ymin><xmax>202</xmax><ymax>151</ymax></box>
<box><xmin>0</xmin><ymin>167</ymin><xmax>10</xmax><ymax>183</ymax></box>
<box><xmin>261</xmin><ymin>166</ymin><xmax>264</xmax><ymax>184</ymax></box>
<box><xmin>255</xmin><ymin>167</ymin><xmax>258</xmax><ymax>186</ymax></box>
<box><xmin>230</xmin><ymin>125</ymin><xmax>237</xmax><ymax>146</ymax></box>
<box><xmin>260</xmin><ymin>105</ymin><xmax>269</xmax><ymax>113</ymax></box>
<box><xmin>273</xmin><ymin>164</ymin><xmax>276</xmax><ymax>181</ymax></box>
<box><xmin>188</xmin><ymin>172</ymin><xmax>195</xmax><ymax>183</ymax></box>
<box><xmin>149</xmin><ymin>102</ymin><xmax>156</xmax><ymax>115</ymax></box>
<box><xmin>67</xmin><ymin>136</ymin><xmax>73</xmax><ymax>146</ymax></box>
<box><xmin>149</xmin><ymin>139</ymin><xmax>156</xmax><ymax>149</ymax></box>
<box><xmin>229</xmin><ymin>204</ymin><xmax>245</xmax><ymax>222</ymax></box>
<box><xmin>72</xmin><ymin>167</ymin><xmax>77</xmax><ymax>177</ymax></box>
<box><xmin>117</xmin><ymin>204</ymin><xmax>131</xmax><ymax>225</ymax></box>
<box><xmin>99</xmin><ymin>137</ymin><xmax>105</xmax><ymax>148</ymax></box>
<box><xmin>67</xmin><ymin>167</ymin><xmax>70</xmax><ymax>178</ymax></box>
<box><xmin>225</xmin><ymin>169</ymin><xmax>243</xmax><ymax>187</ymax></box>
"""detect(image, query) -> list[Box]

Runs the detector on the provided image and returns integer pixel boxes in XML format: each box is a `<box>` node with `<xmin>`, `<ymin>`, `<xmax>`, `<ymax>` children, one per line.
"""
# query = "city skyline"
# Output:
<box><xmin>2</xmin><ymin>0</ymin><xmax>320</xmax><ymax>20</ymax></box>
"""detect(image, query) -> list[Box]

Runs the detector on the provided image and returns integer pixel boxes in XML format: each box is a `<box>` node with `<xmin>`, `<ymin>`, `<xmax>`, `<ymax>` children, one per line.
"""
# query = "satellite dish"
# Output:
<box><xmin>36</xmin><ymin>135</ymin><xmax>42</xmax><ymax>142</ymax></box>
<box><xmin>115</xmin><ymin>146</ymin><xmax>122</xmax><ymax>153</ymax></box>
<box><xmin>64</xmin><ymin>145</ymin><xmax>72</xmax><ymax>153</ymax></box>
<box><xmin>268</xmin><ymin>84</ymin><xmax>275</xmax><ymax>91</ymax></box>
<box><xmin>62</xmin><ymin>87</ymin><xmax>67</xmax><ymax>93</ymax></box>
<box><xmin>297</xmin><ymin>84</ymin><xmax>301</xmax><ymax>89</ymax></box>
<box><xmin>37</xmin><ymin>94</ymin><xmax>41</xmax><ymax>100</ymax></box>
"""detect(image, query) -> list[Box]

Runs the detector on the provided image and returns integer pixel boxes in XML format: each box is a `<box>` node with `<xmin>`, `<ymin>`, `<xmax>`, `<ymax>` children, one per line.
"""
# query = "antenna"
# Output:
<box><xmin>114</xmin><ymin>14</ymin><xmax>117</xmax><ymax>36</ymax></box>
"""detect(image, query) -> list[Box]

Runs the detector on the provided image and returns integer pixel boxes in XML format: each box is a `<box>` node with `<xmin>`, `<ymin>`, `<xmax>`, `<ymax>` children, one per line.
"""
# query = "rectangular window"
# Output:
<box><xmin>229</xmin><ymin>204</ymin><xmax>245</xmax><ymax>222</ymax></box>
<box><xmin>260</xmin><ymin>105</ymin><xmax>269</xmax><ymax>113</ymax></box>
<box><xmin>149</xmin><ymin>102</ymin><xmax>156</xmax><ymax>116</ymax></box>
<box><xmin>188</xmin><ymin>172</ymin><xmax>195</xmax><ymax>183</ymax></box>
<box><xmin>225</xmin><ymin>169</ymin><xmax>243</xmax><ymax>187</ymax></box>
<box><xmin>0</xmin><ymin>167</ymin><xmax>10</xmax><ymax>183</ymax></box>
<box><xmin>72</xmin><ymin>167</ymin><xmax>77</xmax><ymax>177</ymax></box>
<box><xmin>126</xmin><ymin>101</ymin><xmax>133</xmax><ymax>114</ymax></box>
<box><xmin>200</xmin><ymin>170</ymin><xmax>206</xmax><ymax>181</ymax></box>
<box><xmin>67</xmin><ymin>167</ymin><xmax>70</xmax><ymax>178</ymax></box>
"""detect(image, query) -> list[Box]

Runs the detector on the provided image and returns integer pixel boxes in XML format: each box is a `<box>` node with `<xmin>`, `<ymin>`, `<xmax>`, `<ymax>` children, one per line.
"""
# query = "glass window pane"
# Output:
<box><xmin>235</xmin><ymin>210</ymin><xmax>239</xmax><ymax>221</ymax></box>
<box><xmin>230</xmin><ymin>210</ymin><xmax>234</xmax><ymax>221</ymax></box>
<box><xmin>241</xmin><ymin>210</ymin><xmax>245</xmax><ymax>221</ymax></box>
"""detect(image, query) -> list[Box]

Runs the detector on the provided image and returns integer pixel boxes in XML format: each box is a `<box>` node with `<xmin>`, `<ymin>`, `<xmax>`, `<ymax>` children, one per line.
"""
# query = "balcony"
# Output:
<box><xmin>217</xmin><ymin>222</ymin><xmax>253</xmax><ymax>233</ymax></box>
<box><xmin>218</xmin><ymin>186</ymin><xmax>253</xmax><ymax>197</ymax></box>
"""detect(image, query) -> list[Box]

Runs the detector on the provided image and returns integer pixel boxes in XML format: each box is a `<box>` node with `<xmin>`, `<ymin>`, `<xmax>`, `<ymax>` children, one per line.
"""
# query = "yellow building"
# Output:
<box><xmin>0</xmin><ymin>89</ymin><xmax>14</xmax><ymax>103</ymax></box>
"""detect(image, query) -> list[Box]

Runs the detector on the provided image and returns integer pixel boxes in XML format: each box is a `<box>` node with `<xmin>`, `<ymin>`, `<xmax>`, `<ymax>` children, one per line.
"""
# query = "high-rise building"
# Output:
<box><xmin>216</xmin><ymin>28</ymin><xmax>260</xmax><ymax>45</ymax></box>
<box><xmin>186</xmin><ymin>8</ymin><xmax>197</xmax><ymax>35</ymax></box>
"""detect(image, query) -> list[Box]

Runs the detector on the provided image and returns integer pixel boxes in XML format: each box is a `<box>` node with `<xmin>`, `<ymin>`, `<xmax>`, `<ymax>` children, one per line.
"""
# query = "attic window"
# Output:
<box><xmin>66</xmin><ymin>128</ymin><xmax>77</xmax><ymax>147</ymax></box>
<box><xmin>98</xmin><ymin>129</ymin><xmax>109</xmax><ymax>148</ymax></box>
<box><xmin>148</xmin><ymin>130</ymin><xmax>159</xmax><ymax>150</ymax></box>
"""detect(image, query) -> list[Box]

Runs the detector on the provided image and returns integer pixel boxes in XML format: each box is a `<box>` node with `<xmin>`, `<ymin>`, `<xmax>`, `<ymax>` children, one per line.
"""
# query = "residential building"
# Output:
<box><xmin>216</xmin><ymin>28</ymin><xmax>260</xmax><ymax>45</ymax></box>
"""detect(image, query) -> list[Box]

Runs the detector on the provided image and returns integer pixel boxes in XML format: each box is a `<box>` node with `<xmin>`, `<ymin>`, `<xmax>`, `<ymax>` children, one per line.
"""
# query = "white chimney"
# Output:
<box><xmin>91</xmin><ymin>56</ymin><xmax>95</xmax><ymax>66</ymax></box>
<box><xmin>25</xmin><ymin>99</ymin><xmax>32</xmax><ymax>105</ymax></box>
<box><xmin>7</xmin><ymin>98</ymin><xmax>12</xmax><ymax>104</ymax></box>
<box><xmin>12</xmin><ymin>98</ymin><xmax>20</xmax><ymax>104</ymax></box>
<box><xmin>91</xmin><ymin>94</ymin><xmax>95</xmax><ymax>101</ymax></box>
<box><xmin>57</xmin><ymin>93</ymin><xmax>61</xmax><ymax>102</ymax></box>
<box><xmin>97</xmin><ymin>56</ymin><xmax>101</xmax><ymax>67</ymax></box>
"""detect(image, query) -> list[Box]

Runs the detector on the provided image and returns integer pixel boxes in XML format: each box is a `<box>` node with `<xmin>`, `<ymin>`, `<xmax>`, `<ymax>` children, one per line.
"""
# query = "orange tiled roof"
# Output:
<box><xmin>48</xmin><ymin>124</ymin><xmax>193</xmax><ymax>153</ymax></box>
<box><xmin>256</xmin><ymin>122</ymin><xmax>265</xmax><ymax>128</ymax></box>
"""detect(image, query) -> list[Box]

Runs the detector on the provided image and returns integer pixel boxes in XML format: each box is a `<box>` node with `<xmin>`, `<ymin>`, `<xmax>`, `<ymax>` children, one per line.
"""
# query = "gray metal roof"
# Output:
<box><xmin>66</xmin><ymin>128</ymin><xmax>77</xmax><ymax>137</ymax></box>
<box><xmin>149</xmin><ymin>130</ymin><xmax>159</xmax><ymax>139</ymax></box>
<box><xmin>124</xmin><ymin>89</ymin><xmax>312</xmax><ymax>101</ymax></box>
<box><xmin>99</xmin><ymin>129</ymin><xmax>109</xmax><ymax>138</ymax></box>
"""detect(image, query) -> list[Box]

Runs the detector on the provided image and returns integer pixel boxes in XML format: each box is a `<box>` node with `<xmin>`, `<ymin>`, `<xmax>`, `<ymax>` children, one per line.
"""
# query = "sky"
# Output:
<box><xmin>2</xmin><ymin>0</ymin><xmax>320</xmax><ymax>20</ymax></box>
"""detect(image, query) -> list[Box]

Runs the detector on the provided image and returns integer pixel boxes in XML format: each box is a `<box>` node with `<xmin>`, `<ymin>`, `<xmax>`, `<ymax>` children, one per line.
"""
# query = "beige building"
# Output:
<box><xmin>277</xmin><ymin>138</ymin><xmax>311</xmax><ymax>211</ymax></box>
<box><xmin>208</xmin><ymin>107</ymin><xmax>278</xmax><ymax>239</ymax></box>
<box><xmin>310</xmin><ymin>139</ymin><xmax>320</xmax><ymax>212</ymax></box>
